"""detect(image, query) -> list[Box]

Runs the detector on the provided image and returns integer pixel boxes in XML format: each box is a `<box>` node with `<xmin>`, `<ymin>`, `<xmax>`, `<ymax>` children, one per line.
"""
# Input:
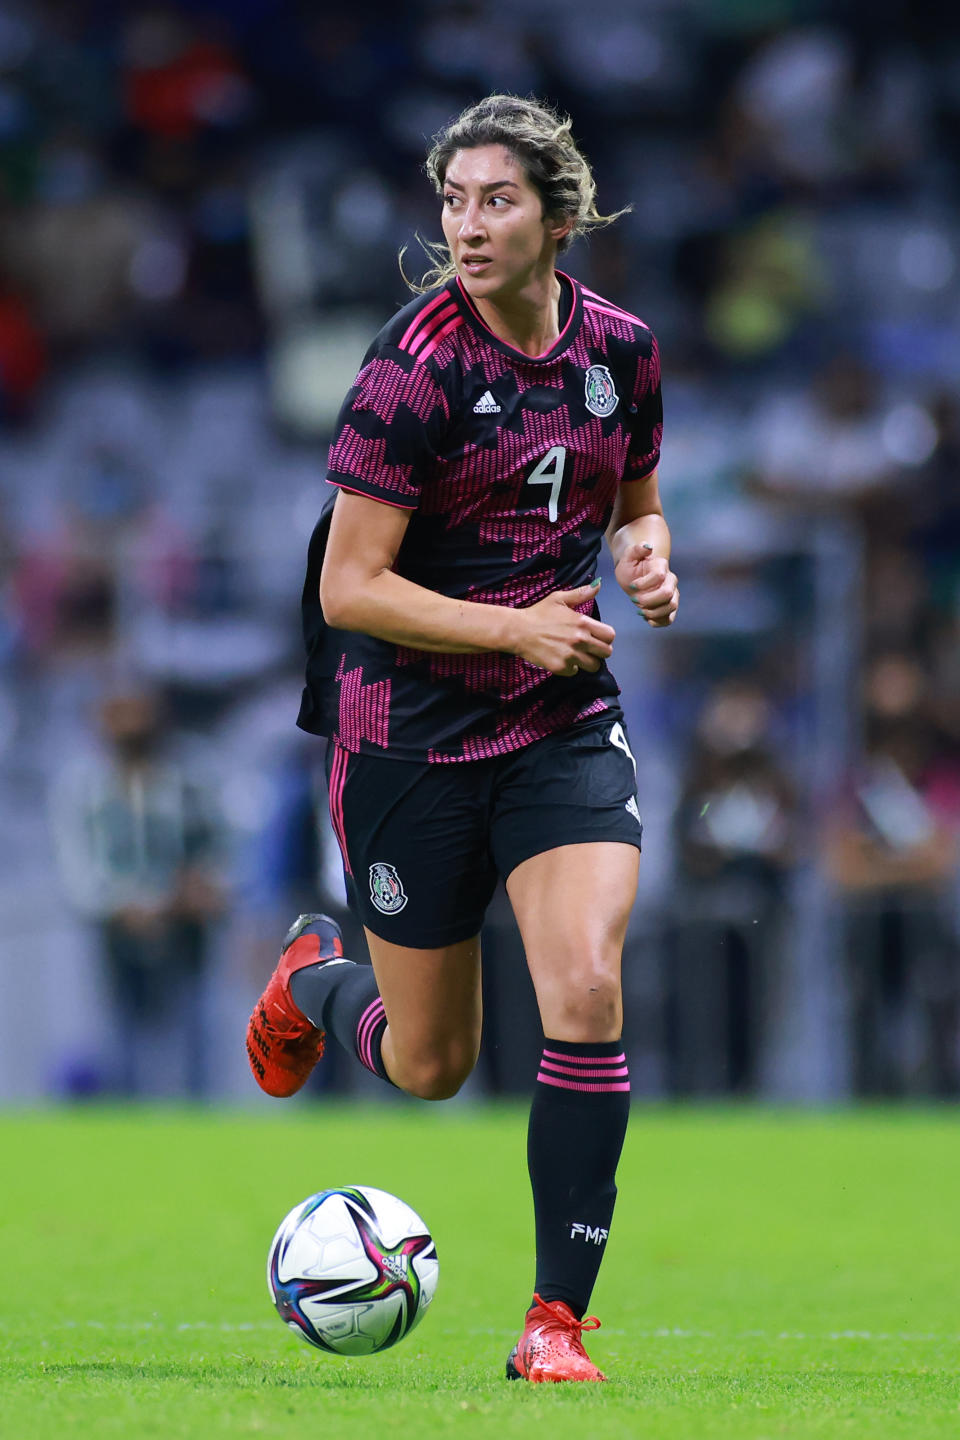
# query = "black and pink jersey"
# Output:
<box><xmin>297</xmin><ymin>271</ymin><xmax>662</xmax><ymax>763</ymax></box>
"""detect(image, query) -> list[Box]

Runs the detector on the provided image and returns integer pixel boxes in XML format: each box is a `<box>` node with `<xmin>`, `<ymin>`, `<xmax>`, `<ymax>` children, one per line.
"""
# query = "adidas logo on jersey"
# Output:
<box><xmin>472</xmin><ymin>390</ymin><xmax>501</xmax><ymax>414</ymax></box>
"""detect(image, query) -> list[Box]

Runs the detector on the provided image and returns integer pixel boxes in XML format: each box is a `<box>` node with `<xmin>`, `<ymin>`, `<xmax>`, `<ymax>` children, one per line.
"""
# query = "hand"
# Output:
<box><xmin>615</xmin><ymin>541</ymin><xmax>678</xmax><ymax>627</ymax></box>
<box><xmin>511</xmin><ymin>580</ymin><xmax>615</xmax><ymax>676</ymax></box>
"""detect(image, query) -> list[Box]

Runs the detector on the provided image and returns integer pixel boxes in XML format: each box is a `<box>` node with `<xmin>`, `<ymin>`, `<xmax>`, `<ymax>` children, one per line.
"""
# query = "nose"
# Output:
<box><xmin>458</xmin><ymin>199</ymin><xmax>486</xmax><ymax>241</ymax></box>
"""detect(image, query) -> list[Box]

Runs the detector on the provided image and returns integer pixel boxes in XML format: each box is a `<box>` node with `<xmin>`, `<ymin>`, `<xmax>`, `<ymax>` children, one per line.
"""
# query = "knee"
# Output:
<box><xmin>395</xmin><ymin>1049</ymin><xmax>476</xmax><ymax>1102</ymax></box>
<box><xmin>545</xmin><ymin>966</ymin><xmax>623</xmax><ymax>1039</ymax></box>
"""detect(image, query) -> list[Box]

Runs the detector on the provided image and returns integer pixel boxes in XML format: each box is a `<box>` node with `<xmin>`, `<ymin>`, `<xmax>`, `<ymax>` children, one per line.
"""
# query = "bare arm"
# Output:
<box><xmin>605</xmin><ymin>467</ymin><xmax>678</xmax><ymax>627</ymax></box>
<box><xmin>320</xmin><ymin>489</ymin><xmax>616</xmax><ymax>675</ymax></box>
<box><xmin>825</xmin><ymin>822</ymin><xmax>959</xmax><ymax>893</ymax></box>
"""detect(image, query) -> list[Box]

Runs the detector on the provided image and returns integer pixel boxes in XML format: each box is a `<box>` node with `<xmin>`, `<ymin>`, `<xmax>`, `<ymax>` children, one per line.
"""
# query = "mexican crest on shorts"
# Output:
<box><xmin>584</xmin><ymin>365</ymin><xmax>619</xmax><ymax>417</ymax></box>
<box><xmin>369</xmin><ymin>861</ymin><xmax>408</xmax><ymax>915</ymax></box>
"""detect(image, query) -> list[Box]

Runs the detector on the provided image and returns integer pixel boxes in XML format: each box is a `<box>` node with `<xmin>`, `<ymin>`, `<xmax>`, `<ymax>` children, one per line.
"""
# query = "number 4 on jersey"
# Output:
<box><xmin>525</xmin><ymin>446</ymin><xmax>567</xmax><ymax>523</ymax></box>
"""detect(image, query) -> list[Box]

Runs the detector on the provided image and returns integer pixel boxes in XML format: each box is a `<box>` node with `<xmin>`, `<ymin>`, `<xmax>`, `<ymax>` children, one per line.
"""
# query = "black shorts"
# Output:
<box><xmin>324</xmin><ymin>715</ymin><xmax>642</xmax><ymax>949</ymax></box>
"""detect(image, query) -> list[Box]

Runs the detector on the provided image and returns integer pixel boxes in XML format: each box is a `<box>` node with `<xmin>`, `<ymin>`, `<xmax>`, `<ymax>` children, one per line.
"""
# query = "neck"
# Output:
<box><xmin>472</xmin><ymin>270</ymin><xmax>562</xmax><ymax>358</ymax></box>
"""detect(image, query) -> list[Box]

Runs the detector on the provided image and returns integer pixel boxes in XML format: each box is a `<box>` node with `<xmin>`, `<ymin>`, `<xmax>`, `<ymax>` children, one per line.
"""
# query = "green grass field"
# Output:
<box><xmin>2</xmin><ymin>1105</ymin><xmax>958</xmax><ymax>1439</ymax></box>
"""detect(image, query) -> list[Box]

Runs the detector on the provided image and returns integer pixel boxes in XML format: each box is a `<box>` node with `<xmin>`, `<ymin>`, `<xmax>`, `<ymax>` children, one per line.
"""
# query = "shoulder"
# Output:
<box><xmin>575</xmin><ymin>279</ymin><xmax>658</xmax><ymax>354</ymax></box>
<box><xmin>573</xmin><ymin>280</ymin><xmax>660</xmax><ymax>409</ymax></box>
<box><xmin>364</xmin><ymin>282</ymin><xmax>464</xmax><ymax>369</ymax></box>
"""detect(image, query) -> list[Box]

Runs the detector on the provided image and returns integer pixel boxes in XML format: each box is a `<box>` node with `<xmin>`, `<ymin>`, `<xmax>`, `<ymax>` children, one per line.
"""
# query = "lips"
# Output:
<box><xmin>461</xmin><ymin>255</ymin><xmax>492</xmax><ymax>274</ymax></box>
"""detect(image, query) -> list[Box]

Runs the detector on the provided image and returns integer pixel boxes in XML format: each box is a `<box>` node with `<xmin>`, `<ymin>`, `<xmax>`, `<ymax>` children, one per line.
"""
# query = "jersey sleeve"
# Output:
<box><xmin>325</xmin><ymin>343</ymin><xmax>449</xmax><ymax>509</ymax></box>
<box><xmin>623</xmin><ymin>331</ymin><xmax>663</xmax><ymax>482</ymax></box>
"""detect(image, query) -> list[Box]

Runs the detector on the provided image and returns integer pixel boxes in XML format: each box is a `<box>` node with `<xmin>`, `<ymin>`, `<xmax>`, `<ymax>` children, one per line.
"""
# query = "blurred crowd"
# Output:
<box><xmin>0</xmin><ymin>0</ymin><xmax>958</xmax><ymax>1100</ymax></box>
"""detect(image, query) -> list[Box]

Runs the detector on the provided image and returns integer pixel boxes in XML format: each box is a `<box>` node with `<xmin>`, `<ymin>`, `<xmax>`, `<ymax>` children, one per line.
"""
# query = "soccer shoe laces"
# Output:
<box><xmin>530</xmin><ymin>1294</ymin><xmax>601</xmax><ymax>1338</ymax></box>
<box><xmin>254</xmin><ymin>999</ymin><xmax>318</xmax><ymax>1047</ymax></box>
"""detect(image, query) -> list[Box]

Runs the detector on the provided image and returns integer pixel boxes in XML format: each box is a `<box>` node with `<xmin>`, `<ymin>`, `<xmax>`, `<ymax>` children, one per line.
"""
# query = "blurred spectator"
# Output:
<box><xmin>121</xmin><ymin>8</ymin><xmax>253</xmax><ymax>142</ymax></box>
<box><xmin>663</xmin><ymin>676</ymin><xmax>799</xmax><ymax>1094</ymax></box>
<box><xmin>825</xmin><ymin>652</ymin><xmax>960</xmax><ymax>1096</ymax></box>
<box><xmin>703</xmin><ymin>209</ymin><xmax>825</xmax><ymax>362</ymax></box>
<box><xmin>13</xmin><ymin>524</ymin><xmax>116</xmax><ymax>660</ymax></box>
<box><xmin>751</xmin><ymin>353</ymin><xmax>900</xmax><ymax>503</ymax></box>
<box><xmin>48</xmin><ymin>688</ymin><xmax>225</xmax><ymax>1096</ymax></box>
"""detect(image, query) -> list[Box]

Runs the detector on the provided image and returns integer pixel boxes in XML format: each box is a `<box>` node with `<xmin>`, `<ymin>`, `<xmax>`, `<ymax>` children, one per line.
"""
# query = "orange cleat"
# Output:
<box><xmin>505</xmin><ymin>1294</ymin><xmax>607</xmax><ymax>1383</ymax></box>
<box><xmin>246</xmin><ymin>914</ymin><xmax>346</xmax><ymax>1097</ymax></box>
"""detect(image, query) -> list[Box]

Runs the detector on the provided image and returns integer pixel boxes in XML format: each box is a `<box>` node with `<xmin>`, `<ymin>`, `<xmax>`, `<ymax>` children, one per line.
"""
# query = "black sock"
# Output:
<box><xmin>290</xmin><ymin>962</ymin><xmax>393</xmax><ymax>1084</ymax></box>
<box><xmin>526</xmin><ymin>1037</ymin><xmax>630</xmax><ymax>1319</ymax></box>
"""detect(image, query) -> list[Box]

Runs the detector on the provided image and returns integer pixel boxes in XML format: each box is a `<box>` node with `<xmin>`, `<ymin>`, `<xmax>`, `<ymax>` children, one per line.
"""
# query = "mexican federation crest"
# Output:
<box><xmin>369</xmin><ymin>861</ymin><xmax>408</xmax><ymax>915</ymax></box>
<box><xmin>584</xmin><ymin>364</ymin><xmax>619</xmax><ymax>417</ymax></box>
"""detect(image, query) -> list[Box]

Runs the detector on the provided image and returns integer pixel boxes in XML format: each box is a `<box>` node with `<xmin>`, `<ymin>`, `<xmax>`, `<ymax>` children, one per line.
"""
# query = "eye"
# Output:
<box><xmin>443</xmin><ymin>193</ymin><xmax>460</xmax><ymax>208</ymax></box>
<box><xmin>488</xmin><ymin>195</ymin><xmax>510</xmax><ymax>208</ymax></box>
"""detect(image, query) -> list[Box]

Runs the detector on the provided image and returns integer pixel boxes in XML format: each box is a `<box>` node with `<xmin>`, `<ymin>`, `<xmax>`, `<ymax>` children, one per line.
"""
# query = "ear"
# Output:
<box><xmin>547</xmin><ymin>214</ymin><xmax>574</xmax><ymax>246</ymax></box>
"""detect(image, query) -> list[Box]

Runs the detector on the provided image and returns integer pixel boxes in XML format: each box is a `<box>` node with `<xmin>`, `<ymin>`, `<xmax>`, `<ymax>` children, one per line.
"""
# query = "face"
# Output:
<box><xmin>102</xmin><ymin>694</ymin><xmax>160</xmax><ymax>760</ymax></box>
<box><xmin>440</xmin><ymin>144</ymin><xmax>569</xmax><ymax>304</ymax></box>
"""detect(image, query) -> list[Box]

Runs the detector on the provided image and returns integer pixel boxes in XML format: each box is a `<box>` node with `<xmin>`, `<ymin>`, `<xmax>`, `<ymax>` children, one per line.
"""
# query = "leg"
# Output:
<box><xmin>488</xmin><ymin>718</ymin><xmax>643</xmax><ymax>1379</ymax></box>
<box><xmin>249</xmin><ymin>916</ymin><xmax>483</xmax><ymax>1100</ymax></box>
<box><xmin>311</xmin><ymin>740</ymin><xmax>491</xmax><ymax>1098</ymax></box>
<box><xmin>363</xmin><ymin>929</ymin><xmax>482</xmax><ymax>1100</ymax></box>
<box><xmin>507</xmin><ymin>843</ymin><xmax>638</xmax><ymax>1344</ymax></box>
<box><xmin>103</xmin><ymin>919</ymin><xmax>150</xmax><ymax>1096</ymax></box>
<box><xmin>249</xmin><ymin>745</ymin><xmax>496</xmax><ymax>1100</ymax></box>
<box><xmin>507</xmin><ymin>842</ymin><xmax>639</xmax><ymax>1041</ymax></box>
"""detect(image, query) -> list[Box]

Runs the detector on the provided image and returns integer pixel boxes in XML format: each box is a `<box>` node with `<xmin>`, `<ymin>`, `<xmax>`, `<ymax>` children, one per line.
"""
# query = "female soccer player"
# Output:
<box><xmin>248</xmin><ymin>94</ymin><xmax>678</xmax><ymax>1382</ymax></box>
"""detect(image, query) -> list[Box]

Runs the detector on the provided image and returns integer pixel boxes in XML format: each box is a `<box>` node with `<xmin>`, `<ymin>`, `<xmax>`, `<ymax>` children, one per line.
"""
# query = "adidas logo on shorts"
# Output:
<box><xmin>473</xmin><ymin>390</ymin><xmax>501</xmax><ymax>414</ymax></box>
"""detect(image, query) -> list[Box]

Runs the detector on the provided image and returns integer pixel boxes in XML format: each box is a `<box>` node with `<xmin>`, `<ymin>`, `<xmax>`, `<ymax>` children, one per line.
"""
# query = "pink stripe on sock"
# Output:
<box><xmin>542</xmin><ymin>1049</ymin><xmax>626</xmax><ymax>1066</ymax></box>
<box><xmin>540</xmin><ymin>1060</ymin><xmax>630</xmax><ymax>1079</ymax></box>
<box><xmin>537</xmin><ymin>1073</ymin><xmax>631</xmax><ymax>1094</ymax></box>
<box><xmin>356</xmin><ymin>998</ymin><xmax>386</xmax><ymax>1072</ymax></box>
<box><xmin>356</xmin><ymin>1004</ymin><xmax>381</xmax><ymax>1070</ymax></box>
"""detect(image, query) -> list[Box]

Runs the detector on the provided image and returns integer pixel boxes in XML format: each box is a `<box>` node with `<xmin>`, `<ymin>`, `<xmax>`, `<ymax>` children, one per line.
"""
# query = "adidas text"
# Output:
<box><xmin>473</xmin><ymin>390</ymin><xmax>501</xmax><ymax>414</ymax></box>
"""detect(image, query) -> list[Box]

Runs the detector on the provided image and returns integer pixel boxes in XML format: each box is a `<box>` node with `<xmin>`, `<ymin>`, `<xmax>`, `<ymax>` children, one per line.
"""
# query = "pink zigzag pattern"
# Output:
<box><xmin>327</xmin><ymin>427</ymin><xmax>417</xmax><ymax>500</ymax></box>
<box><xmin>431</xmin><ymin>653</ymin><xmax>544</xmax><ymax>702</ymax></box>
<box><xmin>425</xmin><ymin>411</ymin><xmax>626</xmax><ymax>539</ymax></box>
<box><xmin>335</xmin><ymin>655</ymin><xmax>391</xmax><ymax>751</ymax></box>
<box><xmin>353</xmin><ymin>354</ymin><xmax>449</xmax><ymax>424</ymax></box>
<box><xmin>426</xmin><ymin>695</ymin><xmax>610</xmax><ymax>763</ymax></box>
<box><xmin>582</xmin><ymin>302</ymin><xmax>645</xmax><ymax>347</ymax></box>
<box><xmin>467</xmin><ymin>571</ymin><xmax>557</xmax><ymax>607</ymax></box>
<box><xmin>627</xmin><ymin>422</ymin><xmax>662</xmax><ymax>479</ymax></box>
<box><xmin>630</xmin><ymin>333</ymin><xmax>661</xmax><ymax>405</ymax></box>
<box><xmin>454</xmin><ymin>324</ymin><xmax>602</xmax><ymax>394</ymax></box>
<box><xmin>478</xmin><ymin>513</ymin><xmax>571</xmax><ymax>563</ymax></box>
<box><xmin>395</xmin><ymin>582</ymin><xmax>602</xmax><ymax>701</ymax></box>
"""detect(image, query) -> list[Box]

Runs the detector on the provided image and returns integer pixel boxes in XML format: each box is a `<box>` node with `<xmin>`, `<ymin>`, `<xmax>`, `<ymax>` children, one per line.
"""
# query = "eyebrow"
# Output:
<box><xmin>443</xmin><ymin>179</ymin><xmax>520</xmax><ymax>192</ymax></box>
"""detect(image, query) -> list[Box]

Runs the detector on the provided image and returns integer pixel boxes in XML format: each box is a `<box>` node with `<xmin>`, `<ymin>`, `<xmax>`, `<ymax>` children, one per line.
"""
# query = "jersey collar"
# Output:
<box><xmin>450</xmin><ymin>270</ymin><xmax>582</xmax><ymax>364</ymax></box>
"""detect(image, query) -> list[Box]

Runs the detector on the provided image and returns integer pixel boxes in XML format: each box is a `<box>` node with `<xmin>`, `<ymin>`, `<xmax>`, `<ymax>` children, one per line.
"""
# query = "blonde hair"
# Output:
<box><xmin>403</xmin><ymin>94</ymin><xmax>628</xmax><ymax>292</ymax></box>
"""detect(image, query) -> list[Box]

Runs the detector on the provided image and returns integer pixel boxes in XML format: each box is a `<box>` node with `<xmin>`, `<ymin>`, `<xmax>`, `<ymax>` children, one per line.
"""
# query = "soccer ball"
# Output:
<box><xmin>267</xmin><ymin>1186</ymin><xmax>439</xmax><ymax>1356</ymax></box>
